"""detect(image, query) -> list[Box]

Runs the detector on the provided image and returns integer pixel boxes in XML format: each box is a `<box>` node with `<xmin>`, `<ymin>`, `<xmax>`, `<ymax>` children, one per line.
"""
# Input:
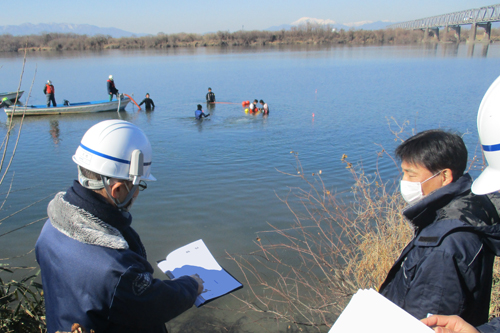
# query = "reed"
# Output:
<box><xmin>0</xmin><ymin>47</ymin><xmax>48</xmax><ymax>333</ymax></box>
<box><xmin>4</xmin><ymin>26</ymin><xmax>497</xmax><ymax>53</ymax></box>
<box><xmin>229</xmin><ymin>136</ymin><xmax>500</xmax><ymax>331</ymax></box>
<box><xmin>228</xmin><ymin>151</ymin><xmax>411</xmax><ymax>331</ymax></box>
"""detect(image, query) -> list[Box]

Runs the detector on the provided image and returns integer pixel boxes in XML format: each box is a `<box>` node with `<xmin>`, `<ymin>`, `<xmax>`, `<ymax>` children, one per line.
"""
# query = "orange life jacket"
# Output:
<box><xmin>46</xmin><ymin>84</ymin><xmax>54</xmax><ymax>94</ymax></box>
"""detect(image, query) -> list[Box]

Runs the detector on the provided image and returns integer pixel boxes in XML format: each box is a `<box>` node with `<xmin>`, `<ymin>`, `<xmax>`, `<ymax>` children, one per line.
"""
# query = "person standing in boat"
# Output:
<box><xmin>44</xmin><ymin>80</ymin><xmax>57</xmax><ymax>107</ymax></box>
<box><xmin>206</xmin><ymin>87</ymin><xmax>216</xmax><ymax>103</ymax></box>
<box><xmin>139</xmin><ymin>93</ymin><xmax>155</xmax><ymax>111</ymax></box>
<box><xmin>107</xmin><ymin>75</ymin><xmax>119</xmax><ymax>101</ymax></box>
<box><xmin>195</xmin><ymin>104</ymin><xmax>210</xmax><ymax>120</ymax></box>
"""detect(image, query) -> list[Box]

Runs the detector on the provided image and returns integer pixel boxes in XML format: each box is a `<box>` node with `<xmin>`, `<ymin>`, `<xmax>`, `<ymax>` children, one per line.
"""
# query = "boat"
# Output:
<box><xmin>0</xmin><ymin>91</ymin><xmax>24</xmax><ymax>103</ymax></box>
<box><xmin>4</xmin><ymin>96</ymin><xmax>130</xmax><ymax>116</ymax></box>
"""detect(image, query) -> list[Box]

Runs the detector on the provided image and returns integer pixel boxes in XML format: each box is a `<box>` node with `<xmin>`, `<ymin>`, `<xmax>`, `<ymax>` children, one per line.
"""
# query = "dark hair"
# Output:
<box><xmin>395</xmin><ymin>129</ymin><xmax>467</xmax><ymax>181</ymax></box>
<box><xmin>197</xmin><ymin>104</ymin><xmax>202</xmax><ymax>110</ymax></box>
<box><xmin>254</xmin><ymin>99</ymin><xmax>258</xmax><ymax>103</ymax></box>
<box><xmin>79</xmin><ymin>166</ymin><xmax>102</xmax><ymax>181</ymax></box>
<box><xmin>208</xmin><ymin>87</ymin><xmax>212</xmax><ymax>90</ymax></box>
<box><xmin>259</xmin><ymin>100</ymin><xmax>264</xmax><ymax>104</ymax></box>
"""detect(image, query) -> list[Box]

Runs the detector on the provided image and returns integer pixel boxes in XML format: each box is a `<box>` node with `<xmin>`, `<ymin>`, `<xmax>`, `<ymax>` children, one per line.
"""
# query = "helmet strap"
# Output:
<box><xmin>78</xmin><ymin>165</ymin><xmax>105</xmax><ymax>190</ymax></box>
<box><xmin>102</xmin><ymin>176</ymin><xmax>139</xmax><ymax>211</ymax></box>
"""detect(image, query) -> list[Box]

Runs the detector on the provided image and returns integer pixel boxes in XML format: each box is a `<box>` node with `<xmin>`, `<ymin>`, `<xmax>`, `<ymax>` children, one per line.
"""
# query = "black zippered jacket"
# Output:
<box><xmin>379</xmin><ymin>174</ymin><xmax>500</xmax><ymax>327</ymax></box>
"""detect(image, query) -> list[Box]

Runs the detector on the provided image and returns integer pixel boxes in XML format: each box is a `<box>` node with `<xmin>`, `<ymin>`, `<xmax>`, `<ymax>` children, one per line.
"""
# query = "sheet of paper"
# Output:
<box><xmin>328</xmin><ymin>289</ymin><xmax>434</xmax><ymax>333</ymax></box>
<box><xmin>157</xmin><ymin>239</ymin><xmax>242</xmax><ymax>307</ymax></box>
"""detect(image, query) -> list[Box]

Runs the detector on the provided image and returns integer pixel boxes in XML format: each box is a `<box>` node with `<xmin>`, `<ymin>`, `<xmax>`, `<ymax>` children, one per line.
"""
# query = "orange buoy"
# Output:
<box><xmin>242</xmin><ymin>101</ymin><xmax>246</xmax><ymax>106</ymax></box>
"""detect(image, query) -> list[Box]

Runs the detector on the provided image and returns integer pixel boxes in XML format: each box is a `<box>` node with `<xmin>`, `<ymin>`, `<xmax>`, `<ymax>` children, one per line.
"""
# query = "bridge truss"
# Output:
<box><xmin>387</xmin><ymin>4</ymin><xmax>500</xmax><ymax>41</ymax></box>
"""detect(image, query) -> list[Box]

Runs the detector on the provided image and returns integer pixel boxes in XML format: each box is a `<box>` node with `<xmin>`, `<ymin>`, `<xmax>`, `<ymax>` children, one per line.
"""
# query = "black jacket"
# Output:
<box><xmin>206</xmin><ymin>92</ymin><xmax>215</xmax><ymax>103</ymax></box>
<box><xmin>107</xmin><ymin>80</ymin><xmax>118</xmax><ymax>94</ymax></box>
<box><xmin>139</xmin><ymin>97</ymin><xmax>155</xmax><ymax>110</ymax></box>
<box><xmin>379</xmin><ymin>174</ymin><xmax>500</xmax><ymax>326</ymax></box>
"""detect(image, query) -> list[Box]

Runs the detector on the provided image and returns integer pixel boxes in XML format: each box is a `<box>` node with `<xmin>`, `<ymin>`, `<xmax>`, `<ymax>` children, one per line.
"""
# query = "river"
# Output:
<box><xmin>0</xmin><ymin>42</ymin><xmax>498</xmax><ymax>332</ymax></box>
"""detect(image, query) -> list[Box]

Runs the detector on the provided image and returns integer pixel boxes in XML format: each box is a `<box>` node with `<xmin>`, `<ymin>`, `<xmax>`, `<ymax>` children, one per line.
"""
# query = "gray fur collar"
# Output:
<box><xmin>48</xmin><ymin>192</ymin><xmax>129</xmax><ymax>250</ymax></box>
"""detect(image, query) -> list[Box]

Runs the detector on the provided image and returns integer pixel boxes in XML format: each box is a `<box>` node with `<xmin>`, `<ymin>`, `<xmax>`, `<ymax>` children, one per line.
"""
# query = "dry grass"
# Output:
<box><xmin>228</xmin><ymin>151</ymin><xmax>412</xmax><ymax>331</ymax></box>
<box><xmin>229</xmin><ymin>121</ymin><xmax>500</xmax><ymax>331</ymax></box>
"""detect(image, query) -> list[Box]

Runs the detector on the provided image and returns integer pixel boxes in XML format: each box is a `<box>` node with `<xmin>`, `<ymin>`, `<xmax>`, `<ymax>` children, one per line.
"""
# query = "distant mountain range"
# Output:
<box><xmin>0</xmin><ymin>23</ymin><xmax>145</xmax><ymax>38</ymax></box>
<box><xmin>266</xmin><ymin>17</ymin><xmax>395</xmax><ymax>32</ymax></box>
<box><xmin>0</xmin><ymin>19</ymin><xmax>395</xmax><ymax>39</ymax></box>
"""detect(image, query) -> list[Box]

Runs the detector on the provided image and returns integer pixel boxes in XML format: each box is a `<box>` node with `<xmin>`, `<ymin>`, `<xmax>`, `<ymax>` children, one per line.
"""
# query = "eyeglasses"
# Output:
<box><xmin>138</xmin><ymin>180</ymin><xmax>147</xmax><ymax>191</ymax></box>
<box><xmin>124</xmin><ymin>180</ymin><xmax>147</xmax><ymax>192</ymax></box>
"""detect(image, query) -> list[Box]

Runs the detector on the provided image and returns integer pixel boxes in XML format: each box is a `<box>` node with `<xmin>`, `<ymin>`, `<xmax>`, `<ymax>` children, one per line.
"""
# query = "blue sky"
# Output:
<box><xmin>9</xmin><ymin>0</ymin><xmax>494</xmax><ymax>35</ymax></box>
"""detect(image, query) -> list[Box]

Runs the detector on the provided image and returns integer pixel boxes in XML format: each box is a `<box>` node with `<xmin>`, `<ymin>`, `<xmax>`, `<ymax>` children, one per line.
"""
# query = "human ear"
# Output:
<box><xmin>110</xmin><ymin>181</ymin><xmax>126</xmax><ymax>199</ymax></box>
<box><xmin>442</xmin><ymin>168</ymin><xmax>454</xmax><ymax>186</ymax></box>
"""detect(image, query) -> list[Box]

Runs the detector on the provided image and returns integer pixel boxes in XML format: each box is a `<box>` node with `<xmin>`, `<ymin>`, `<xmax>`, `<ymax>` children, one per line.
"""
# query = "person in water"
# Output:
<box><xmin>206</xmin><ymin>87</ymin><xmax>216</xmax><ymax>103</ymax></box>
<box><xmin>259</xmin><ymin>100</ymin><xmax>269</xmax><ymax>115</ymax></box>
<box><xmin>195</xmin><ymin>104</ymin><xmax>210</xmax><ymax>120</ymax></box>
<box><xmin>248</xmin><ymin>99</ymin><xmax>259</xmax><ymax>113</ymax></box>
<box><xmin>139</xmin><ymin>93</ymin><xmax>155</xmax><ymax>110</ymax></box>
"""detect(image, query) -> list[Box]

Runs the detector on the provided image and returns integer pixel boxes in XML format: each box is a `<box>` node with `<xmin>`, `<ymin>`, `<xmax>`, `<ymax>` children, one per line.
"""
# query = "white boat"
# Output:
<box><xmin>0</xmin><ymin>91</ymin><xmax>24</xmax><ymax>103</ymax></box>
<box><xmin>4</xmin><ymin>96</ymin><xmax>130</xmax><ymax>116</ymax></box>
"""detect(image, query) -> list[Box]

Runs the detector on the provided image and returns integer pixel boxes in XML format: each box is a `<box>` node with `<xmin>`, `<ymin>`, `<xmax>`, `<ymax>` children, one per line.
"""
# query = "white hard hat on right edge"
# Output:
<box><xmin>472</xmin><ymin>75</ymin><xmax>500</xmax><ymax>195</ymax></box>
<box><xmin>73</xmin><ymin>119</ymin><xmax>156</xmax><ymax>183</ymax></box>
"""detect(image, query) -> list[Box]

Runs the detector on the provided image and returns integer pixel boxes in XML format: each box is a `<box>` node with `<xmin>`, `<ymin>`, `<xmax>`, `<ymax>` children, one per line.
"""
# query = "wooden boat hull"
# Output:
<box><xmin>4</xmin><ymin>97</ymin><xmax>130</xmax><ymax>116</ymax></box>
<box><xmin>0</xmin><ymin>91</ymin><xmax>24</xmax><ymax>103</ymax></box>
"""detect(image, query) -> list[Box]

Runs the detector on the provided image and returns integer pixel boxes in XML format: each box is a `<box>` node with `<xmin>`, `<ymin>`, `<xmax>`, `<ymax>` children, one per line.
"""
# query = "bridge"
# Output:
<box><xmin>387</xmin><ymin>4</ymin><xmax>500</xmax><ymax>42</ymax></box>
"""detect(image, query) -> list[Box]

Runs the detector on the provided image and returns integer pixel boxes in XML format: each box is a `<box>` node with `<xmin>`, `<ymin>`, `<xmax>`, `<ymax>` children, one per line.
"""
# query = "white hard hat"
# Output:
<box><xmin>72</xmin><ymin>120</ymin><xmax>156</xmax><ymax>184</ymax></box>
<box><xmin>109</xmin><ymin>75</ymin><xmax>113</xmax><ymax>80</ymax></box>
<box><xmin>47</xmin><ymin>80</ymin><xmax>52</xmax><ymax>84</ymax></box>
<box><xmin>472</xmin><ymin>75</ymin><xmax>500</xmax><ymax>195</ymax></box>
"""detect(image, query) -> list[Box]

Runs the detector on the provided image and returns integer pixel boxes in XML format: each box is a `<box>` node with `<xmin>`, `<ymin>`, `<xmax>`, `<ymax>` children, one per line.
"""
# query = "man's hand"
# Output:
<box><xmin>421</xmin><ymin>315</ymin><xmax>479</xmax><ymax>333</ymax></box>
<box><xmin>190</xmin><ymin>274</ymin><xmax>204</xmax><ymax>295</ymax></box>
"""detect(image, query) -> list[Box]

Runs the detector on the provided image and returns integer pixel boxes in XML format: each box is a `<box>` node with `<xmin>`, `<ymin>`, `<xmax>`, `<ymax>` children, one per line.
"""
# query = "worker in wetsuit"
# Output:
<box><xmin>206</xmin><ymin>88</ymin><xmax>216</xmax><ymax>103</ymax></box>
<box><xmin>259</xmin><ymin>100</ymin><xmax>269</xmax><ymax>115</ymax></box>
<box><xmin>195</xmin><ymin>104</ymin><xmax>210</xmax><ymax>120</ymax></box>
<box><xmin>107</xmin><ymin>75</ymin><xmax>119</xmax><ymax>101</ymax></box>
<box><xmin>248</xmin><ymin>99</ymin><xmax>259</xmax><ymax>113</ymax></box>
<box><xmin>139</xmin><ymin>93</ymin><xmax>155</xmax><ymax>110</ymax></box>
<box><xmin>44</xmin><ymin>80</ymin><xmax>57</xmax><ymax>107</ymax></box>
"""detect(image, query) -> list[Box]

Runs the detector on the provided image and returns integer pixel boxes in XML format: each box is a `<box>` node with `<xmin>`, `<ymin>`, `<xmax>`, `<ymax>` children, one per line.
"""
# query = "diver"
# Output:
<box><xmin>195</xmin><ymin>104</ymin><xmax>210</xmax><ymax>120</ymax></box>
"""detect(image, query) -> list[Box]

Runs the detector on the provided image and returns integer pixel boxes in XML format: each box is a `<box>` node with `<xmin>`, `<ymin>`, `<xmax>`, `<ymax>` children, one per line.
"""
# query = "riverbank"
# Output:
<box><xmin>3</xmin><ymin>26</ymin><xmax>498</xmax><ymax>53</ymax></box>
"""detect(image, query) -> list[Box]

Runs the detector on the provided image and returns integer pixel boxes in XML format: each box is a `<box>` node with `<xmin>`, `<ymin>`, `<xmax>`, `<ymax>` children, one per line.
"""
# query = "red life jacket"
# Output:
<box><xmin>46</xmin><ymin>84</ymin><xmax>54</xmax><ymax>94</ymax></box>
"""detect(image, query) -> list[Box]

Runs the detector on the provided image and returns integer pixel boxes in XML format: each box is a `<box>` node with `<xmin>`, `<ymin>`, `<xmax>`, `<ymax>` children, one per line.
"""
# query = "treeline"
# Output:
<box><xmin>0</xmin><ymin>25</ymin><xmax>497</xmax><ymax>53</ymax></box>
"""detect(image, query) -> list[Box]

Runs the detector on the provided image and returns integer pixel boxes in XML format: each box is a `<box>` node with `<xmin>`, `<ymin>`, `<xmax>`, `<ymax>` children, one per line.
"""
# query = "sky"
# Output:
<box><xmin>7</xmin><ymin>0</ymin><xmax>495</xmax><ymax>35</ymax></box>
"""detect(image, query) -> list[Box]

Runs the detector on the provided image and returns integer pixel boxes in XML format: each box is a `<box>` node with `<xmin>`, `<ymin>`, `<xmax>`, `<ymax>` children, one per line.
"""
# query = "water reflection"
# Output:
<box><xmin>442</xmin><ymin>43</ymin><xmax>459</xmax><ymax>57</ymax></box>
<box><xmin>144</xmin><ymin>109</ymin><xmax>154</xmax><ymax>123</ymax></box>
<box><xmin>206</xmin><ymin>103</ymin><xmax>215</xmax><ymax>114</ymax></box>
<box><xmin>49</xmin><ymin>120</ymin><xmax>60</xmax><ymax>145</ymax></box>
<box><xmin>6</xmin><ymin>110</ymin><xmax>131</xmax><ymax>127</ymax></box>
<box><xmin>467</xmin><ymin>43</ymin><xmax>490</xmax><ymax>57</ymax></box>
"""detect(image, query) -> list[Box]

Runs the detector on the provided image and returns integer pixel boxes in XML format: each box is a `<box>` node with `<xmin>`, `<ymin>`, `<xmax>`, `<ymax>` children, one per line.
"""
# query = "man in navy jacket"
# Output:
<box><xmin>379</xmin><ymin>130</ymin><xmax>500</xmax><ymax>326</ymax></box>
<box><xmin>36</xmin><ymin>120</ymin><xmax>203</xmax><ymax>333</ymax></box>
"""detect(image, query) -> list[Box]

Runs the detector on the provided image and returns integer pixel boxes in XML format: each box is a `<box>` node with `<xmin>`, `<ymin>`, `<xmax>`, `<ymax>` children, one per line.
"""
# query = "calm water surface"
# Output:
<box><xmin>0</xmin><ymin>43</ymin><xmax>499</xmax><ymax>331</ymax></box>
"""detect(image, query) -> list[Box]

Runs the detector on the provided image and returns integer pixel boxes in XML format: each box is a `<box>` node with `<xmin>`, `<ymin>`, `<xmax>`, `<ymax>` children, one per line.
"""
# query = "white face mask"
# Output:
<box><xmin>400</xmin><ymin>170</ymin><xmax>443</xmax><ymax>205</ymax></box>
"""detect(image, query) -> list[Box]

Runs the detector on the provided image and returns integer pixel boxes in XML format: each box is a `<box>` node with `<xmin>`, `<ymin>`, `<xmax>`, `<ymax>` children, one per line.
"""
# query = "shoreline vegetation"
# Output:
<box><xmin>1</xmin><ymin>26</ymin><xmax>499</xmax><ymax>53</ymax></box>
